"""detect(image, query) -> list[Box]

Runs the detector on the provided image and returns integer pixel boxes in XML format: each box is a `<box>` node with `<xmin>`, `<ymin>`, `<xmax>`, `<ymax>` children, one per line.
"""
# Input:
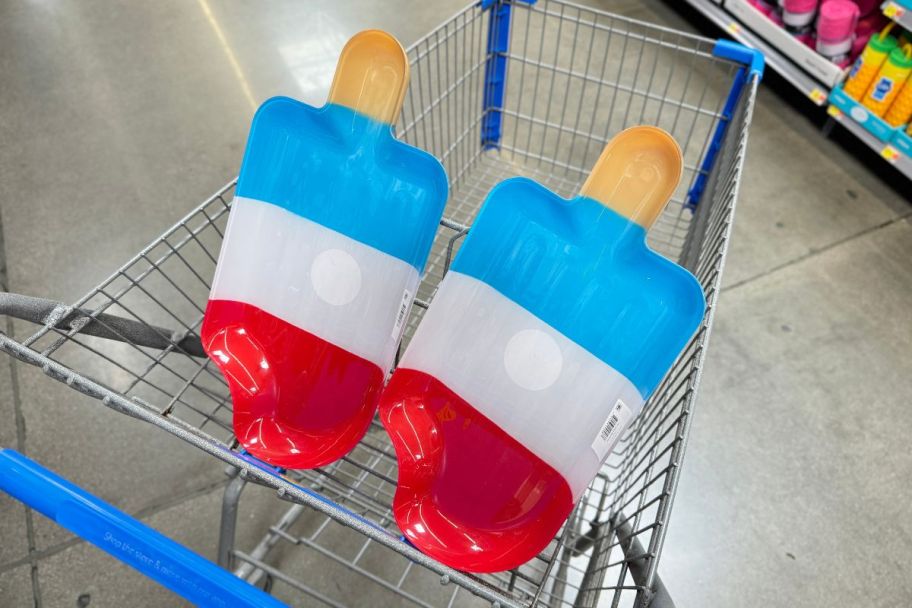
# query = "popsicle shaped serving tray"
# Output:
<box><xmin>202</xmin><ymin>31</ymin><xmax>447</xmax><ymax>469</ymax></box>
<box><xmin>380</xmin><ymin>127</ymin><xmax>706</xmax><ymax>572</ymax></box>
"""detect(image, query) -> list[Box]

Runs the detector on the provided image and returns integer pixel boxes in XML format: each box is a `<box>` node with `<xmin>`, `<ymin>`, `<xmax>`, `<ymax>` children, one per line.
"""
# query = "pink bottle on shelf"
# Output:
<box><xmin>816</xmin><ymin>0</ymin><xmax>860</xmax><ymax>63</ymax></box>
<box><xmin>782</xmin><ymin>0</ymin><xmax>818</xmax><ymax>34</ymax></box>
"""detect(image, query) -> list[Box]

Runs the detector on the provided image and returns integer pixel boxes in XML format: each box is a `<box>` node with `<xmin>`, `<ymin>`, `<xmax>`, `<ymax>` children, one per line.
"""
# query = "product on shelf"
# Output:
<box><xmin>782</xmin><ymin>0</ymin><xmax>818</xmax><ymax>34</ymax></box>
<box><xmin>816</xmin><ymin>1</ymin><xmax>860</xmax><ymax>62</ymax></box>
<box><xmin>830</xmin><ymin>83</ymin><xmax>897</xmax><ymax>141</ymax></box>
<box><xmin>743</xmin><ymin>0</ymin><xmax>888</xmax><ymax>71</ymax></box>
<box><xmin>201</xmin><ymin>31</ymin><xmax>448</xmax><ymax>470</ymax></box>
<box><xmin>885</xmin><ymin>55</ymin><xmax>912</xmax><ymax>125</ymax></box>
<box><xmin>844</xmin><ymin>26</ymin><xmax>898</xmax><ymax>99</ymax></box>
<box><xmin>862</xmin><ymin>44</ymin><xmax>912</xmax><ymax>116</ymax></box>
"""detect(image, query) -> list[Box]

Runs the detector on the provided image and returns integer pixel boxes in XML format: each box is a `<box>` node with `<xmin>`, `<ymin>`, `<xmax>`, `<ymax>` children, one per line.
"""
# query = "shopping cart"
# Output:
<box><xmin>0</xmin><ymin>1</ymin><xmax>762</xmax><ymax>606</ymax></box>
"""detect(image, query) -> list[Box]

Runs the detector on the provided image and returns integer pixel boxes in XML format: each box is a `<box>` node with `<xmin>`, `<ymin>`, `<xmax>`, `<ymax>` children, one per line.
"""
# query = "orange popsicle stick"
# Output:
<box><xmin>328</xmin><ymin>30</ymin><xmax>409</xmax><ymax>124</ymax></box>
<box><xmin>580</xmin><ymin>126</ymin><xmax>683</xmax><ymax>229</ymax></box>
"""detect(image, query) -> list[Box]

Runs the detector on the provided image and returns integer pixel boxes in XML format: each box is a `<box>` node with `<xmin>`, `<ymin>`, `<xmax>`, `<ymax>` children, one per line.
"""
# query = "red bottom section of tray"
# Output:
<box><xmin>380</xmin><ymin>368</ymin><xmax>574</xmax><ymax>572</ymax></box>
<box><xmin>203</xmin><ymin>300</ymin><xmax>383</xmax><ymax>469</ymax></box>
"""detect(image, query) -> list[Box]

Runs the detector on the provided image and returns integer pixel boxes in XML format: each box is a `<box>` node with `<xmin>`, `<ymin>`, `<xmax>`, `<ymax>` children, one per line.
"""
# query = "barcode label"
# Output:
<box><xmin>600</xmin><ymin>413</ymin><xmax>621</xmax><ymax>441</ymax></box>
<box><xmin>591</xmin><ymin>399</ymin><xmax>634</xmax><ymax>461</ymax></box>
<box><xmin>391</xmin><ymin>288</ymin><xmax>412</xmax><ymax>340</ymax></box>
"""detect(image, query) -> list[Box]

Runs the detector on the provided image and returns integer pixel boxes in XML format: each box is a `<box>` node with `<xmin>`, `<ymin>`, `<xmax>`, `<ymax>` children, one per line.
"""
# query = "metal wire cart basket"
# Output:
<box><xmin>0</xmin><ymin>1</ymin><xmax>761</xmax><ymax>606</ymax></box>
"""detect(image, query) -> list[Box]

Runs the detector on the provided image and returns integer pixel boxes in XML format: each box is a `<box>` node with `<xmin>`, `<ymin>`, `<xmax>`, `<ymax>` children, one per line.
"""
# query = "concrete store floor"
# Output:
<box><xmin>1</xmin><ymin>0</ymin><xmax>910</xmax><ymax>606</ymax></box>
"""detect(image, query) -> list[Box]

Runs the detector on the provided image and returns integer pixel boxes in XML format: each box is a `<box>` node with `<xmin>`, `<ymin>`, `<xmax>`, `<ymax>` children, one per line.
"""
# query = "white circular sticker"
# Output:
<box><xmin>310</xmin><ymin>248</ymin><xmax>362</xmax><ymax>306</ymax></box>
<box><xmin>849</xmin><ymin>106</ymin><xmax>868</xmax><ymax>123</ymax></box>
<box><xmin>503</xmin><ymin>329</ymin><xmax>563</xmax><ymax>391</ymax></box>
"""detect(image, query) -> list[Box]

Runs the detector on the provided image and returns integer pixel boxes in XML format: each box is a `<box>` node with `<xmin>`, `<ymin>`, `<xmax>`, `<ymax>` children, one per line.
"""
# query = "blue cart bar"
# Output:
<box><xmin>0</xmin><ymin>449</ymin><xmax>286</xmax><ymax>608</ymax></box>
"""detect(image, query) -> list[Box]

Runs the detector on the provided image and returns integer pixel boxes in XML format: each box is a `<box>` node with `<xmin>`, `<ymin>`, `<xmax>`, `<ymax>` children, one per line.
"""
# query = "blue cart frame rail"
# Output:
<box><xmin>686</xmin><ymin>39</ymin><xmax>764</xmax><ymax>207</ymax></box>
<box><xmin>0</xmin><ymin>449</ymin><xmax>286</xmax><ymax>608</ymax></box>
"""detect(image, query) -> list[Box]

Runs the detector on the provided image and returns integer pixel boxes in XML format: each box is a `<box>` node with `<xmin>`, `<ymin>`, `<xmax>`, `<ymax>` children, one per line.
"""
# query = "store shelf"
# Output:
<box><xmin>725</xmin><ymin>0</ymin><xmax>844</xmax><ymax>87</ymax></box>
<box><xmin>827</xmin><ymin>105</ymin><xmax>912</xmax><ymax>179</ymax></box>
<box><xmin>681</xmin><ymin>0</ymin><xmax>830</xmax><ymax>105</ymax></box>
<box><xmin>679</xmin><ymin>0</ymin><xmax>911</xmax><ymax>182</ymax></box>
<box><xmin>882</xmin><ymin>1</ymin><xmax>912</xmax><ymax>31</ymax></box>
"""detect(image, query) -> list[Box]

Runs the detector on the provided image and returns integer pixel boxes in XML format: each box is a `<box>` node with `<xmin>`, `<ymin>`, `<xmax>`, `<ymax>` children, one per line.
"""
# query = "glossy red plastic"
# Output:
<box><xmin>203</xmin><ymin>300</ymin><xmax>384</xmax><ymax>469</ymax></box>
<box><xmin>380</xmin><ymin>368</ymin><xmax>574</xmax><ymax>573</ymax></box>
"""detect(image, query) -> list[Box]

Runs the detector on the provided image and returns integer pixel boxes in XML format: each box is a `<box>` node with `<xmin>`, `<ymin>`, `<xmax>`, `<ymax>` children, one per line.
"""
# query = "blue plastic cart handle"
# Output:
<box><xmin>0</xmin><ymin>448</ymin><xmax>285</xmax><ymax>608</ymax></box>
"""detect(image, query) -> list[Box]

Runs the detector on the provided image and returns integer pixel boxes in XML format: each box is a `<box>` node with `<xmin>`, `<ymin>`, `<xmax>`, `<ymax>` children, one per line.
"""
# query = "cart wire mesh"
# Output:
<box><xmin>0</xmin><ymin>1</ymin><xmax>758</xmax><ymax>606</ymax></box>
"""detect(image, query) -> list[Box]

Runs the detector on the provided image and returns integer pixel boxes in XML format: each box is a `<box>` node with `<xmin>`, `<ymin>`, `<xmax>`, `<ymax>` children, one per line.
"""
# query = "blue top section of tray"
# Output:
<box><xmin>451</xmin><ymin>178</ymin><xmax>706</xmax><ymax>396</ymax></box>
<box><xmin>236</xmin><ymin>97</ymin><xmax>448</xmax><ymax>271</ymax></box>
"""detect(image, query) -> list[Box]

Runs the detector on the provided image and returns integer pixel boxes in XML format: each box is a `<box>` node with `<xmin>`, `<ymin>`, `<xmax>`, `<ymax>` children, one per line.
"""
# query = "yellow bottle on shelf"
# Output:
<box><xmin>885</xmin><ymin>71</ymin><xmax>912</xmax><ymax>127</ymax></box>
<box><xmin>844</xmin><ymin>26</ymin><xmax>897</xmax><ymax>100</ymax></box>
<box><xmin>862</xmin><ymin>45</ymin><xmax>912</xmax><ymax>117</ymax></box>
